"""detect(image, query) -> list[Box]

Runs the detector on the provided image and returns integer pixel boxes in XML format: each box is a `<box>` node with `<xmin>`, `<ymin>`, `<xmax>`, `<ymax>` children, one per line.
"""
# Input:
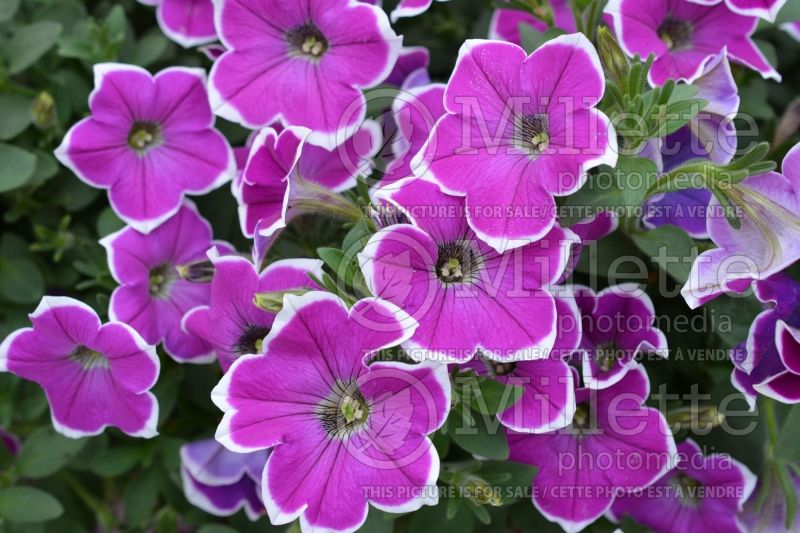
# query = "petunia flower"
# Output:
<box><xmin>741</xmin><ymin>466</ymin><xmax>800</xmax><ymax>531</ymax></box>
<box><xmin>0</xmin><ymin>297</ymin><xmax>159</xmax><ymax>438</ymax></box>
<box><xmin>489</xmin><ymin>0</ymin><xmax>577</xmax><ymax>46</ymax></box>
<box><xmin>55</xmin><ymin>63</ymin><xmax>235</xmax><ymax>234</ymax></box>
<box><xmin>235</xmin><ymin>122</ymin><xmax>380</xmax><ymax>239</ymax></box>
<box><xmin>681</xmin><ymin>143</ymin><xmax>800</xmax><ymax>308</ymax></box>
<box><xmin>507</xmin><ymin>364</ymin><xmax>678</xmax><ymax>533</ymax></box>
<box><xmin>730</xmin><ymin>273</ymin><xmax>800</xmax><ymax>406</ymax></box>
<box><xmin>183</xmin><ymin>253</ymin><xmax>323</xmax><ymax>371</ymax></box>
<box><xmin>211</xmin><ymin>292</ymin><xmax>450</xmax><ymax>532</ymax></box>
<box><xmin>573</xmin><ymin>284</ymin><xmax>668</xmax><ymax>389</ymax></box>
<box><xmin>384</xmin><ymin>46</ymin><xmax>431</xmax><ymax>88</ymax></box>
<box><xmin>359</xmin><ymin>178</ymin><xmax>578</xmax><ymax>363</ymax></box>
<box><xmin>382</xmin><ymin>83</ymin><xmax>446</xmax><ymax>185</ymax></box>
<box><xmin>782</xmin><ymin>21</ymin><xmax>800</xmax><ymax>41</ymax></box>
<box><xmin>687</xmin><ymin>0</ymin><xmax>788</xmax><ymax>22</ymax></box>
<box><xmin>101</xmin><ymin>202</ymin><xmax>226</xmax><ymax>364</ymax></box>
<box><xmin>610</xmin><ymin>439</ymin><xmax>756</xmax><ymax>532</ymax></box>
<box><xmin>138</xmin><ymin>0</ymin><xmax>216</xmax><ymax>48</ymax></box>
<box><xmin>209</xmin><ymin>0</ymin><xmax>400</xmax><ymax>149</ymax></box>
<box><xmin>605</xmin><ymin>0</ymin><xmax>780</xmax><ymax>85</ymax></box>
<box><xmin>180</xmin><ymin>438</ymin><xmax>267</xmax><ymax>520</ymax></box>
<box><xmin>413</xmin><ymin>35</ymin><xmax>616</xmax><ymax>253</ymax></box>
<box><xmin>0</xmin><ymin>427</ymin><xmax>20</xmax><ymax>456</ymax></box>
<box><xmin>559</xmin><ymin>211</ymin><xmax>618</xmax><ymax>283</ymax></box>
<box><xmin>460</xmin><ymin>293</ymin><xmax>580</xmax><ymax>432</ymax></box>
<box><xmin>643</xmin><ymin>53</ymin><xmax>740</xmax><ymax>238</ymax></box>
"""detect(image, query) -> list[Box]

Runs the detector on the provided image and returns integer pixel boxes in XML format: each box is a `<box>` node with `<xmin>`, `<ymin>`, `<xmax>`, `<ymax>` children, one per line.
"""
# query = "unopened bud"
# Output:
<box><xmin>462</xmin><ymin>476</ymin><xmax>502</xmax><ymax>507</ymax></box>
<box><xmin>597</xmin><ymin>26</ymin><xmax>630</xmax><ymax>90</ymax></box>
<box><xmin>668</xmin><ymin>405</ymin><xmax>724</xmax><ymax>431</ymax></box>
<box><xmin>253</xmin><ymin>289</ymin><xmax>309</xmax><ymax>312</ymax></box>
<box><xmin>31</xmin><ymin>91</ymin><xmax>56</xmax><ymax>129</ymax></box>
<box><xmin>176</xmin><ymin>259</ymin><xmax>215</xmax><ymax>283</ymax></box>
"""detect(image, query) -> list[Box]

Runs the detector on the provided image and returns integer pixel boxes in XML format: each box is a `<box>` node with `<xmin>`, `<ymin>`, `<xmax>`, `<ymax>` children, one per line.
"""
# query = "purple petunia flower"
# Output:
<box><xmin>413</xmin><ymin>34</ymin><xmax>616</xmax><ymax>253</ymax></box>
<box><xmin>573</xmin><ymin>285</ymin><xmax>668</xmax><ymax>389</ymax></box>
<box><xmin>101</xmin><ymin>202</ymin><xmax>227</xmax><ymax>364</ymax></box>
<box><xmin>382</xmin><ymin>83</ymin><xmax>446</xmax><ymax>185</ymax></box>
<box><xmin>610</xmin><ymin>439</ymin><xmax>756</xmax><ymax>532</ymax></box>
<box><xmin>682</xmin><ymin>143</ymin><xmax>800</xmax><ymax>309</ymax></box>
<box><xmin>211</xmin><ymin>292</ymin><xmax>450</xmax><ymax>532</ymax></box>
<box><xmin>0</xmin><ymin>297</ymin><xmax>159</xmax><ymax>438</ymax></box>
<box><xmin>139</xmin><ymin>0</ymin><xmax>216</xmax><ymax>48</ymax></box>
<box><xmin>54</xmin><ymin>64</ymin><xmax>234</xmax><ymax>234</ymax></box>
<box><xmin>606</xmin><ymin>0</ymin><xmax>780</xmax><ymax>85</ymax></box>
<box><xmin>0</xmin><ymin>427</ymin><xmax>20</xmax><ymax>456</ymax></box>
<box><xmin>384</xmin><ymin>46</ymin><xmax>431</xmax><ymax>88</ymax></box>
<box><xmin>180</xmin><ymin>438</ymin><xmax>267</xmax><ymax>520</ymax></box>
<box><xmin>234</xmin><ymin>122</ymin><xmax>380</xmax><ymax>239</ymax></box>
<box><xmin>183</xmin><ymin>253</ymin><xmax>323</xmax><ymax>371</ymax></box>
<box><xmin>508</xmin><ymin>364</ymin><xmax>678</xmax><ymax>532</ymax></box>
<box><xmin>741</xmin><ymin>466</ymin><xmax>800</xmax><ymax>531</ymax></box>
<box><xmin>560</xmin><ymin>211</ymin><xmax>618</xmax><ymax>283</ymax></box>
<box><xmin>489</xmin><ymin>0</ymin><xmax>577</xmax><ymax>46</ymax></box>
<box><xmin>731</xmin><ymin>273</ymin><xmax>800</xmax><ymax>406</ymax></box>
<box><xmin>209</xmin><ymin>0</ymin><xmax>400</xmax><ymax>149</ymax></box>
<box><xmin>460</xmin><ymin>293</ymin><xmax>581</xmax><ymax>432</ymax></box>
<box><xmin>360</xmin><ymin>177</ymin><xmax>578</xmax><ymax>363</ymax></box>
<box><xmin>687</xmin><ymin>0</ymin><xmax>788</xmax><ymax>22</ymax></box>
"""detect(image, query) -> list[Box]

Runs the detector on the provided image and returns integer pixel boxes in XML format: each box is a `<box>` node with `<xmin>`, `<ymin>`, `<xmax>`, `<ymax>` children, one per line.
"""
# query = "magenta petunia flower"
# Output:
<box><xmin>55</xmin><ymin>64</ymin><xmax>234</xmax><ymax>234</ymax></box>
<box><xmin>211</xmin><ymin>292</ymin><xmax>450</xmax><ymax>532</ymax></box>
<box><xmin>508</xmin><ymin>365</ymin><xmax>677</xmax><ymax>532</ymax></box>
<box><xmin>183</xmin><ymin>253</ymin><xmax>323</xmax><ymax>371</ymax></box>
<box><xmin>209</xmin><ymin>0</ymin><xmax>400</xmax><ymax>149</ymax></box>
<box><xmin>180</xmin><ymin>438</ymin><xmax>267</xmax><ymax>520</ymax></box>
<box><xmin>606</xmin><ymin>0</ymin><xmax>780</xmax><ymax>85</ymax></box>
<box><xmin>0</xmin><ymin>297</ymin><xmax>159</xmax><ymax>438</ymax></box>
<box><xmin>730</xmin><ymin>273</ymin><xmax>800</xmax><ymax>406</ymax></box>
<box><xmin>101</xmin><ymin>202</ymin><xmax>226</xmax><ymax>364</ymax></box>
<box><xmin>389</xmin><ymin>0</ymin><xmax>442</xmax><ymax>22</ymax></box>
<box><xmin>235</xmin><ymin>122</ymin><xmax>380</xmax><ymax>238</ymax></box>
<box><xmin>573</xmin><ymin>284</ymin><xmax>668</xmax><ymax>390</ymax></box>
<box><xmin>682</xmin><ymin>143</ymin><xmax>800</xmax><ymax>309</ymax></box>
<box><xmin>610</xmin><ymin>439</ymin><xmax>756</xmax><ymax>532</ymax></box>
<box><xmin>139</xmin><ymin>0</ymin><xmax>216</xmax><ymax>48</ymax></box>
<box><xmin>489</xmin><ymin>0</ymin><xmax>577</xmax><ymax>45</ymax></box>
<box><xmin>360</xmin><ymin>178</ymin><xmax>578</xmax><ymax>363</ymax></box>
<box><xmin>559</xmin><ymin>211</ymin><xmax>618</xmax><ymax>283</ymax></box>
<box><xmin>460</xmin><ymin>294</ymin><xmax>580</xmax><ymax>432</ymax></box>
<box><xmin>413</xmin><ymin>35</ymin><xmax>616</xmax><ymax>253</ymax></box>
<box><xmin>384</xmin><ymin>46</ymin><xmax>431</xmax><ymax>88</ymax></box>
<box><xmin>383</xmin><ymin>83</ymin><xmax>446</xmax><ymax>184</ymax></box>
<box><xmin>782</xmin><ymin>21</ymin><xmax>800</xmax><ymax>41</ymax></box>
<box><xmin>687</xmin><ymin>0</ymin><xmax>788</xmax><ymax>22</ymax></box>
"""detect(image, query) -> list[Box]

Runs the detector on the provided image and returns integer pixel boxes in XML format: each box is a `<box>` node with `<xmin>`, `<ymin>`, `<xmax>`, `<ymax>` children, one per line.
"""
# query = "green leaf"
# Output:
<box><xmin>465</xmin><ymin>376</ymin><xmax>523</xmax><ymax>415</ymax></box>
<box><xmin>0</xmin><ymin>95</ymin><xmax>32</xmax><ymax>141</ymax></box>
<box><xmin>342</xmin><ymin>217</ymin><xmax>373</xmax><ymax>255</ymax></box>
<box><xmin>449</xmin><ymin>408</ymin><xmax>509</xmax><ymax>460</ymax></box>
<box><xmin>124</xmin><ymin>468</ymin><xmax>161</xmax><ymax>527</ymax></box>
<box><xmin>0</xmin><ymin>143</ymin><xmax>37</xmax><ymax>193</ymax></box>
<box><xmin>96</xmin><ymin>207</ymin><xmax>125</xmax><ymax>236</ymax></box>
<box><xmin>91</xmin><ymin>445</ymin><xmax>145</xmax><ymax>477</ymax></box>
<box><xmin>776</xmin><ymin>464</ymin><xmax>798</xmax><ymax>529</ymax></box>
<box><xmin>5</xmin><ymin>21</ymin><xmax>63</xmax><ymax>74</ymax></box>
<box><xmin>630</xmin><ymin>225</ymin><xmax>696</xmax><ymax>284</ymax></box>
<box><xmin>518</xmin><ymin>25</ymin><xmax>565</xmax><ymax>54</ymax></box>
<box><xmin>0</xmin><ymin>257</ymin><xmax>44</xmax><ymax>304</ymax></box>
<box><xmin>198</xmin><ymin>526</ymin><xmax>239</xmax><ymax>533</ymax></box>
<box><xmin>317</xmin><ymin>247</ymin><xmax>346</xmax><ymax>274</ymax></box>
<box><xmin>0</xmin><ymin>0</ymin><xmax>20</xmax><ymax>22</ymax></box>
<box><xmin>776</xmin><ymin>404</ymin><xmax>800</xmax><ymax>463</ymax></box>
<box><xmin>0</xmin><ymin>487</ymin><xmax>63</xmax><ymax>523</ymax></box>
<box><xmin>129</xmin><ymin>32</ymin><xmax>169</xmax><ymax>67</ymax></box>
<box><xmin>16</xmin><ymin>427</ymin><xmax>87</xmax><ymax>479</ymax></box>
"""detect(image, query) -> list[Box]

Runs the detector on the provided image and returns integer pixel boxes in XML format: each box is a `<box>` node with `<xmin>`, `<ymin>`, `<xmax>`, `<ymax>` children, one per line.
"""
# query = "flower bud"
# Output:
<box><xmin>176</xmin><ymin>259</ymin><xmax>215</xmax><ymax>283</ymax></box>
<box><xmin>31</xmin><ymin>91</ymin><xmax>57</xmax><ymax>129</ymax></box>
<box><xmin>597</xmin><ymin>26</ymin><xmax>630</xmax><ymax>91</ymax></box>
<box><xmin>253</xmin><ymin>289</ymin><xmax>310</xmax><ymax>312</ymax></box>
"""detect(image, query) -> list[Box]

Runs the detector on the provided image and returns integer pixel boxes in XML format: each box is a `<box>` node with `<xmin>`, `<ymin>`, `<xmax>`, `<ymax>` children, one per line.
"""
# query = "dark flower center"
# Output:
<box><xmin>658</xmin><ymin>17</ymin><xmax>692</xmax><ymax>51</ymax></box>
<box><xmin>514</xmin><ymin>113</ymin><xmax>550</xmax><ymax>156</ymax></box>
<box><xmin>481</xmin><ymin>355</ymin><xmax>516</xmax><ymax>377</ymax></box>
<box><xmin>594</xmin><ymin>341</ymin><xmax>621</xmax><ymax>372</ymax></box>
<box><xmin>571</xmin><ymin>403</ymin><xmax>592</xmax><ymax>433</ymax></box>
<box><xmin>148</xmin><ymin>263</ymin><xmax>175</xmax><ymax>298</ymax></box>
<box><xmin>672</xmin><ymin>473</ymin><xmax>702</xmax><ymax>507</ymax></box>
<box><xmin>128</xmin><ymin>121</ymin><xmax>163</xmax><ymax>152</ymax></box>
<box><xmin>317</xmin><ymin>379</ymin><xmax>370</xmax><ymax>439</ymax></box>
<box><xmin>70</xmin><ymin>345</ymin><xmax>109</xmax><ymax>370</ymax></box>
<box><xmin>286</xmin><ymin>22</ymin><xmax>329</xmax><ymax>59</ymax></box>
<box><xmin>234</xmin><ymin>324</ymin><xmax>271</xmax><ymax>356</ymax></box>
<box><xmin>436</xmin><ymin>240</ymin><xmax>481</xmax><ymax>284</ymax></box>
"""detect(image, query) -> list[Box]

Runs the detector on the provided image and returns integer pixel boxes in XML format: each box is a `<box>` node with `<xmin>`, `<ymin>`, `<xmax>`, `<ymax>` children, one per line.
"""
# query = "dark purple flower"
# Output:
<box><xmin>606</xmin><ymin>0</ymin><xmax>780</xmax><ymax>85</ymax></box>
<box><xmin>209</xmin><ymin>0</ymin><xmax>400</xmax><ymax>149</ymax></box>
<box><xmin>55</xmin><ymin>64</ymin><xmax>234</xmax><ymax>233</ymax></box>
<box><xmin>211</xmin><ymin>292</ymin><xmax>450</xmax><ymax>532</ymax></box>
<box><xmin>610</xmin><ymin>439</ymin><xmax>756</xmax><ymax>532</ymax></box>
<box><xmin>508</xmin><ymin>365</ymin><xmax>677</xmax><ymax>532</ymax></box>
<box><xmin>183</xmin><ymin>254</ymin><xmax>322</xmax><ymax>371</ymax></box>
<box><xmin>102</xmin><ymin>202</ymin><xmax>227</xmax><ymax>363</ymax></box>
<box><xmin>180</xmin><ymin>438</ymin><xmax>267</xmax><ymax>519</ymax></box>
<box><xmin>0</xmin><ymin>297</ymin><xmax>159</xmax><ymax>438</ymax></box>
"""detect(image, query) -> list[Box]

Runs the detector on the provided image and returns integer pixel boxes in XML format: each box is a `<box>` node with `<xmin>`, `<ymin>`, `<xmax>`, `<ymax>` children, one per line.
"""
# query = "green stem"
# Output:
<box><xmin>764</xmin><ymin>397</ymin><xmax>779</xmax><ymax>450</ymax></box>
<box><xmin>61</xmin><ymin>471</ymin><xmax>116</xmax><ymax>529</ymax></box>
